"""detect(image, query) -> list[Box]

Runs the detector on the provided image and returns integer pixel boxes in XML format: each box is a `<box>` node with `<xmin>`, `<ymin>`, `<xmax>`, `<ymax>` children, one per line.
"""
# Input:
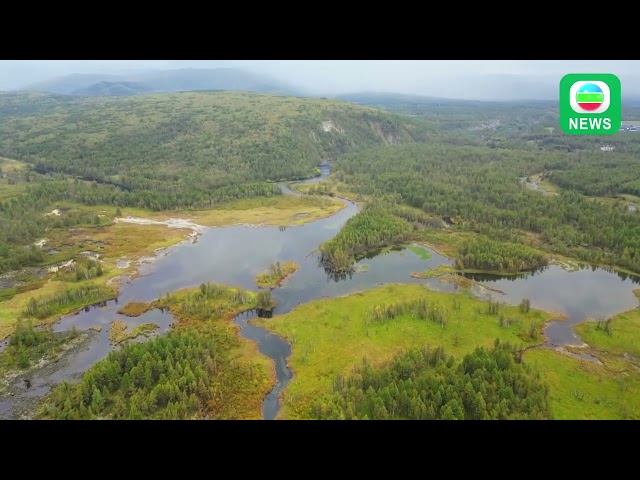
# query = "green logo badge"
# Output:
<box><xmin>559</xmin><ymin>73</ymin><xmax>621</xmax><ymax>135</ymax></box>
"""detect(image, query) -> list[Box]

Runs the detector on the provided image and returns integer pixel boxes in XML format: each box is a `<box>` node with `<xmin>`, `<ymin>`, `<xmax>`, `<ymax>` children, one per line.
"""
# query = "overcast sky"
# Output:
<box><xmin>1</xmin><ymin>60</ymin><xmax>639</xmax><ymax>99</ymax></box>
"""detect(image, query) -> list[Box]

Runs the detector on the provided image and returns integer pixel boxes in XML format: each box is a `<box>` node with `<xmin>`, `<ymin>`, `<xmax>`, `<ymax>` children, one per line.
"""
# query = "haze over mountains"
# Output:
<box><xmin>2</xmin><ymin>61</ymin><xmax>640</xmax><ymax>101</ymax></box>
<box><xmin>26</xmin><ymin>68</ymin><xmax>301</xmax><ymax>97</ymax></box>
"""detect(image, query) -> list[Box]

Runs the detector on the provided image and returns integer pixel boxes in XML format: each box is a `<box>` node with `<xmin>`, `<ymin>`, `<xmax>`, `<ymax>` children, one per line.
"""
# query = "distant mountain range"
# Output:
<box><xmin>19</xmin><ymin>69</ymin><xmax>640</xmax><ymax>103</ymax></box>
<box><xmin>26</xmin><ymin>68</ymin><xmax>301</xmax><ymax>97</ymax></box>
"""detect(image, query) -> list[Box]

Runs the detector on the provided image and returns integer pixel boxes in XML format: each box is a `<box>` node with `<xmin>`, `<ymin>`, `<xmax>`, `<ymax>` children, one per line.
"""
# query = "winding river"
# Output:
<box><xmin>1</xmin><ymin>165</ymin><xmax>639</xmax><ymax>419</ymax></box>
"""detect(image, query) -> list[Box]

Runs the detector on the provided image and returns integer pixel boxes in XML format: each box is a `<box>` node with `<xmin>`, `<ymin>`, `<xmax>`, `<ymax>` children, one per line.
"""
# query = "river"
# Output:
<box><xmin>1</xmin><ymin>165</ymin><xmax>639</xmax><ymax>419</ymax></box>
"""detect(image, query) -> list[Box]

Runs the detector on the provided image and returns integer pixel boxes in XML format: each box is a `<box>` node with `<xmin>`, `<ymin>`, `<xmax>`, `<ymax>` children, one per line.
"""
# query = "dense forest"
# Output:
<box><xmin>457</xmin><ymin>237</ymin><xmax>548</xmax><ymax>272</ymax></box>
<box><xmin>332</xmin><ymin>144</ymin><xmax>640</xmax><ymax>274</ymax></box>
<box><xmin>0</xmin><ymin>91</ymin><xmax>417</xmax><ymax>193</ymax></box>
<box><xmin>314</xmin><ymin>341</ymin><xmax>552</xmax><ymax>420</ymax></box>
<box><xmin>319</xmin><ymin>206</ymin><xmax>415</xmax><ymax>272</ymax></box>
<box><xmin>40</xmin><ymin>327</ymin><xmax>267</xmax><ymax>419</ymax></box>
<box><xmin>548</xmin><ymin>158</ymin><xmax>640</xmax><ymax>198</ymax></box>
<box><xmin>40</xmin><ymin>282</ymin><xmax>272</xmax><ymax>419</ymax></box>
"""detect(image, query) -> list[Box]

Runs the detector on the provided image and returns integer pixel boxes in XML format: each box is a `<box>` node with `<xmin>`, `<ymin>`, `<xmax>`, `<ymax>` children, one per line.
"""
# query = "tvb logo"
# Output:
<box><xmin>560</xmin><ymin>73</ymin><xmax>621</xmax><ymax>135</ymax></box>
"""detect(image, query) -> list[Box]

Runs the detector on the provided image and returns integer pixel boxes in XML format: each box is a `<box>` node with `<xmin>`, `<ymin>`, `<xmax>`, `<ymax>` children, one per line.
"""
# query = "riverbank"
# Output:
<box><xmin>525</xmin><ymin>325</ymin><xmax>640</xmax><ymax>419</ymax></box>
<box><xmin>114</xmin><ymin>195</ymin><xmax>346</xmax><ymax>228</ymax></box>
<box><xmin>257</xmin><ymin>282</ymin><xmax>639</xmax><ymax>419</ymax></box>
<box><xmin>0</xmin><ymin>193</ymin><xmax>346</xmax><ymax>343</ymax></box>
<box><xmin>36</xmin><ymin>283</ymin><xmax>275</xmax><ymax>420</ymax></box>
<box><xmin>254</xmin><ymin>284</ymin><xmax>554</xmax><ymax>419</ymax></box>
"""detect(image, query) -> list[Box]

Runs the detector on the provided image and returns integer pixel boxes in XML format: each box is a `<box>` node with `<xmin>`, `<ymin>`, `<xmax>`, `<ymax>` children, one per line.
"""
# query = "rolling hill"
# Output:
<box><xmin>26</xmin><ymin>68</ymin><xmax>301</xmax><ymax>97</ymax></box>
<box><xmin>0</xmin><ymin>91</ymin><xmax>419</xmax><ymax>202</ymax></box>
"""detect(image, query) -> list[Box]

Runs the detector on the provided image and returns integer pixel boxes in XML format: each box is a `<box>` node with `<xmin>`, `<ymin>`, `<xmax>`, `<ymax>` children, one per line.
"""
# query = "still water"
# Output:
<box><xmin>1</xmin><ymin>166</ymin><xmax>638</xmax><ymax>419</ymax></box>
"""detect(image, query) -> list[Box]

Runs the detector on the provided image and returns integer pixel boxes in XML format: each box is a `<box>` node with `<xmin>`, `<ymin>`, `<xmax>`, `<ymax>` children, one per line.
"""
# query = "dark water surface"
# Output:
<box><xmin>1</xmin><ymin>165</ymin><xmax>639</xmax><ymax>419</ymax></box>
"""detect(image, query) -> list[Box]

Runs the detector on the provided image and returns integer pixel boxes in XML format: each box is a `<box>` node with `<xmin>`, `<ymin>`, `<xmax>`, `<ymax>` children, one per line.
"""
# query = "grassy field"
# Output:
<box><xmin>255</xmin><ymin>284</ymin><xmax>553</xmax><ymax>419</ymax></box>
<box><xmin>58</xmin><ymin>195</ymin><xmax>345</xmax><ymax>228</ymax></box>
<box><xmin>189</xmin><ymin>196</ymin><xmax>345</xmax><ymax>227</ymax></box>
<box><xmin>255</xmin><ymin>261</ymin><xmax>300</xmax><ymax>288</ymax></box>
<box><xmin>524</xmin><ymin>348</ymin><xmax>640</xmax><ymax>419</ymax></box>
<box><xmin>575</xmin><ymin>308</ymin><xmax>640</xmax><ymax>361</ymax></box>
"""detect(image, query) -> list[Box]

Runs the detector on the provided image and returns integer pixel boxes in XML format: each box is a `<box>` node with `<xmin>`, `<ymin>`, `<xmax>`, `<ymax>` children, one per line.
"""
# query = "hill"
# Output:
<box><xmin>0</xmin><ymin>91</ymin><xmax>417</xmax><ymax>205</ymax></box>
<box><xmin>26</xmin><ymin>68</ymin><xmax>300</xmax><ymax>97</ymax></box>
<box><xmin>71</xmin><ymin>81</ymin><xmax>154</xmax><ymax>96</ymax></box>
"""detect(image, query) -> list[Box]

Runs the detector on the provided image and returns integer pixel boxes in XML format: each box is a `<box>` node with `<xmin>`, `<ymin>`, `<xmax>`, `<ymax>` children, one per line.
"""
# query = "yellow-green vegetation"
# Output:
<box><xmin>0</xmin><ymin>214</ymin><xmax>190</xmax><ymax>340</ymax></box>
<box><xmin>255</xmin><ymin>261</ymin><xmax>300</xmax><ymax>287</ymax></box>
<box><xmin>0</xmin><ymin>319</ymin><xmax>80</xmax><ymax>378</ymax></box>
<box><xmin>0</xmin><ymin>283</ymin><xmax>115</xmax><ymax>342</ymax></box>
<box><xmin>153</xmin><ymin>282</ymin><xmax>259</xmax><ymax>326</ymax></box>
<box><xmin>0</xmin><ymin>181</ymin><xmax>27</xmax><ymax>201</ymax></box>
<box><xmin>117</xmin><ymin>302</ymin><xmax>153</xmax><ymax>317</ymax></box>
<box><xmin>255</xmin><ymin>284</ymin><xmax>553</xmax><ymax>419</ymax></box>
<box><xmin>108</xmin><ymin>195</ymin><xmax>345</xmax><ymax>228</ymax></box>
<box><xmin>406</xmin><ymin>244</ymin><xmax>432</xmax><ymax>260</ymax></box>
<box><xmin>40</xmin><ymin>282</ymin><xmax>274</xmax><ymax>419</ymax></box>
<box><xmin>22</xmin><ymin>284</ymin><xmax>116</xmax><ymax>321</ymax></box>
<box><xmin>524</xmin><ymin>348</ymin><xmax>640</xmax><ymax>419</ymax></box>
<box><xmin>191</xmin><ymin>195</ymin><xmax>345</xmax><ymax>227</ymax></box>
<box><xmin>634</xmin><ymin>289</ymin><xmax>640</xmax><ymax>298</ymax></box>
<box><xmin>292</xmin><ymin>178</ymin><xmax>363</xmax><ymax>204</ymax></box>
<box><xmin>522</xmin><ymin>303</ymin><xmax>640</xmax><ymax>419</ymax></box>
<box><xmin>0</xmin><ymin>158</ymin><xmax>29</xmax><ymax>173</ymax></box>
<box><xmin>108</xmin><ymin>320</ymin><xmax>159</xmax><ymax>344</ymax></box>
<box><xmin>538</xmin><ymin>180</ymin><xmax>560</xmax><ymax>194</ymax></box>
<box><xmin>576</xmin><ymin>308</ymin><xmax>640</xmax><ymax>361</ymax></box>
<box><xmin>410</xmin><ymin>264</ymin><xmax>455</xmax><ymax>278</ymax></box>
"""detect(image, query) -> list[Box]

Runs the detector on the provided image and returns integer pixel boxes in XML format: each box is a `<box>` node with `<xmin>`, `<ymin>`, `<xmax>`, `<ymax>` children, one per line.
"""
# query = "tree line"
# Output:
<box><xmin>314</xmin><ymin>341</ymin><xmax>552</xmax><ymax>420</ymax></box>
<box><xmin>319</xmin><ymin>205</ymin><xmax>415</xmax><ymax>273</ymax></box>
<box><xmin>332</xmin><ymin>143</ymin><xmax>640</xmax><ymax>274</ymax></box>
<box><xmin>39</xmin><ymin>327</ymin><xmax>268</xmax><ymax>420</ymax></box>
<box><xmin>39</xmin><ymin>281</ymin><xmax>273</xmax><ymax>419</ymax></box>
<box><xmin>456</xmin><ymin>236</ymin><xmax>548</xmax><ymax>273</ymax></box>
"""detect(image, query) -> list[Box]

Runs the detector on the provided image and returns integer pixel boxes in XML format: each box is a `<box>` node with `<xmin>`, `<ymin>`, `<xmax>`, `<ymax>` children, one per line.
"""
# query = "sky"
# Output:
<box><xmin>1</xmin><ymin>60</ymin><xmax>639</xmax><ymax>99</ymax></box>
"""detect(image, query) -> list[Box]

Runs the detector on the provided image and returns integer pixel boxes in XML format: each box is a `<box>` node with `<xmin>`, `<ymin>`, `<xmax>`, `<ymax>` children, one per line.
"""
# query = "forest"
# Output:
<box><xmin>0</xmin><ymin>91</ymin><xmax>416</xmax><ymax>195</ymax></box>
<box><xmin>0</xmin><ymin>319</ymin><xmax>80</xmax><ymax>373</ymax></box>
<box><xmin>39</xmin><ymin>282</ymin><xmax>273</xmax><ymax>419</ymax></box>
<box><xmin>314</xmin><ymin>341</ymin><xmax>552</xmax><ymax>420</ymax></box>
<box><xmin>22</xmin><ymin>284</ymin><xmax>115</xmax><ymax>320</ymax></box>
<box><xmin>39</xmin><ymin>327</ymin><xmax>267</xmax><ymax>419</ymax></box>
<box><xmin>332</xmin><ymin>144</ymin><xmax>640</xmax><ymax>274</ymax></box>
<box><xmin>548</xmin><ymin>158</ymin><xmax>640</xmax><ymax>198</ymax></box>
<box><xmin>456</xmin><ymin>237</ymin><xmax>548</xmax><ymax>272</ymax></box>
<box><xmin>319</xmin><ymin>205</ymin><xmax>414</xmax><ymax>272</ymax></box>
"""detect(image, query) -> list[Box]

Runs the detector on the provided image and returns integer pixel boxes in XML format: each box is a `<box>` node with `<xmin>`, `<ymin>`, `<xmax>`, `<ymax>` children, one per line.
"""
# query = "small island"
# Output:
<box><xmin>117</xmin><ymin>302</ymin><xmax>153</xmax><ymax>317</ymax></box>
<box><xmin>109</xmin><ymin>320</ymin><xmax>159</xmax><ymax>344</ymax></box>
<box><xmin>410</xmin><ymin>264</ymin><xmax>456</xmax><ymax>279</ymax></box>
<box><xmin>255</xmin><ymin>261</ymin><xmax>300</xmax><ymax>288</ymax></box>
<box><xmin>634</xmin><ymin>288</ymin><xmax>640</xmax><ymax>298</ymax></box>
